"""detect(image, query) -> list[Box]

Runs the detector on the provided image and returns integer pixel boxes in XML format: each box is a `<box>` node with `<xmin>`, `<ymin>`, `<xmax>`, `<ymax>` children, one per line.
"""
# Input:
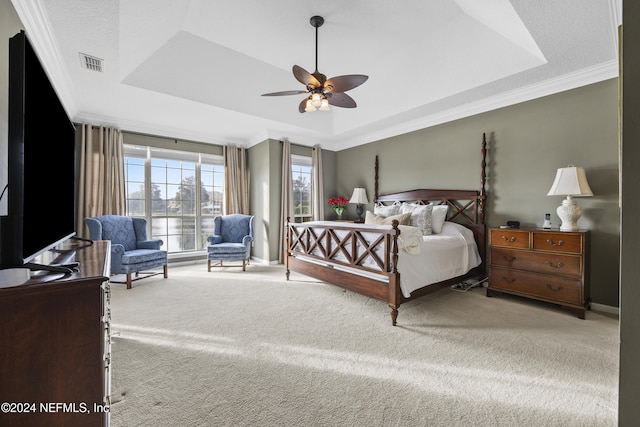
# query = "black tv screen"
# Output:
<box><xmin>0</xmin><ymin>31</ymin><xmax>76</xmax><ymax>267</ymax></box>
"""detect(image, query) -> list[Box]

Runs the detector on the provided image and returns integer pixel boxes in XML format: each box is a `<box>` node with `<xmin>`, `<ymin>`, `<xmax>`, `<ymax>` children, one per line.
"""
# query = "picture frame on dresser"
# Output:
<box><xmin>487</xmin><ymin>227</ymin><xmax>590</xmax><ymax>319</ymax></box>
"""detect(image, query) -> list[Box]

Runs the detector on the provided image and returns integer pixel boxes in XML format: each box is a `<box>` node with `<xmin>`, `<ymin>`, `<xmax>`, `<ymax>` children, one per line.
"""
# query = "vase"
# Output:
<box><xmin>335</xmin><ymin>207</ymin><xmax>344</xmax><ymax>220</ymax></box>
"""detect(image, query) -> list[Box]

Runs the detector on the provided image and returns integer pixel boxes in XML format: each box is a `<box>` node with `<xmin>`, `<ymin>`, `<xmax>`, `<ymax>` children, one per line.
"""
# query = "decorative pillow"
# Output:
<box><xmin>400</xmin><ymin>203</ymin><xmax>433</xmax><ymax>235</ymax></box>
<box><xmin>431</xmin><ymin>204</ymin><xmax>449</xmax><ymax>234</ymax></box>
<box><xmin>365</xmin><ymin>210</ymin><xmax>411</xmax><ymax>226</ymax></box>
<box><xmin>374</xmin><ymin>203</ymin><xmax>401</xmax><ymax>217</ymax></box>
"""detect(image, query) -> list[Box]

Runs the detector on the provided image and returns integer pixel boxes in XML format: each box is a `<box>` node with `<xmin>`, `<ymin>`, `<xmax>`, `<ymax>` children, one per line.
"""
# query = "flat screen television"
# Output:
<box><xmin>0</xmin><ymin>31</ymin><xmax>77</xmax><ymax>270</ymax></box>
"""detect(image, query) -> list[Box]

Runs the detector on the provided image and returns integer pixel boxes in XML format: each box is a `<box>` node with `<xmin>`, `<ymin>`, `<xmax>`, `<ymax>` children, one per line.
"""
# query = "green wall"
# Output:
<box><xmin>337</xmin><ymin>79</ymin><xmax>620</xmax><ymax>308</ymax></box>
<box><xmin>248</xmin><ymin>139</ymin><xmax>337</xmax><ymax>263</ymax></box>
<box><xmin>247</xmin><ymin>139</ymin><xmax>281</xmax><ymax>262</ymax></box>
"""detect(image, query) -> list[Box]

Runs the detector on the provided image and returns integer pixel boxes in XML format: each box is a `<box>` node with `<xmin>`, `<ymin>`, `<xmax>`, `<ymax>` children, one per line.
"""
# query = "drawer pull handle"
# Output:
<box><xmin>546</xmin><ymin>284</ymin><xmax>564</xmax><ymax>292</ymax></box>
<box><xmin>547</xmin><ymin>261</ymin><xmax>565</xmax><ymax>268</ymax></box>
<box><xmin>503</xmin><ymin>255</ymin><xmax>516</xmax><ymax>262</ymax></box>
<box><xmin>546</xmin><ymin>239</ymin><xmax>565</xmax><ymax>247</ymax></box>
<box><xmin>501</xmin><ymin>236</ymin><xmax>517</xmax><ymax>242</ymax></box>
<box><xmin>501</xmin><ymin>276</ymin><xmax>516</xmax><ymax>283</ymax></box>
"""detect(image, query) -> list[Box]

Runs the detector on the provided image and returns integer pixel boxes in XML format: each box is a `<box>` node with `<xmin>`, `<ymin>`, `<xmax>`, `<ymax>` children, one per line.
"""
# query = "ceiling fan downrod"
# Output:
<box><xmin>310</xmin><ymin>15</ymin><xmax>324</xmax><ymax>74</ymax></box>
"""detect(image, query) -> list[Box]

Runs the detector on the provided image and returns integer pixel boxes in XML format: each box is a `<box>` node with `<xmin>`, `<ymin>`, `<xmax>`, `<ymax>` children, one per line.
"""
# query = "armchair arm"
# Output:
<box><xmin>137</xmin><ymin>239</ymin><xmax>163</xmax><ymax>250</ymax></box>
<box><xmin>110</xmin><ymin>243</ymin><xmax>125</xmax><ymax>274</ymax></box>
<box><xmin>242</xmin><ymin>235</ymin><xmax>253</xmax><ymax>248</ymax></box>
<box><xmin>84</xmin><ymin>217</ymin><xmax>103</xmax><ymax>241</ymax></box>
<box><xmin>207</xmin><ymin>235</ymin><xmax>223</xmax><ymax>245</ymax></box>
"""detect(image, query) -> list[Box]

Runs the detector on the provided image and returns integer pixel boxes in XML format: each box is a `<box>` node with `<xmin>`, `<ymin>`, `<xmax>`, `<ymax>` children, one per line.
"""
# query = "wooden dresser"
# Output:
<box><xmin>487</xmin><ymin>228</ymin><xmax>590</xmax><ymax>318</ymax></box>
<box><xmin>0</xmin><ymin>240</ymin><xmax>111</xmax><ymax>427</ymax></box>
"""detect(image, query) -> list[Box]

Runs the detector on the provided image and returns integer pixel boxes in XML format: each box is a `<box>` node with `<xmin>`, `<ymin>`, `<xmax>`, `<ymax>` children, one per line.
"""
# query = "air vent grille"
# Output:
<box><xmin>79</xmin><ymin>53</ymin><xmax>103</xmax><ymax>72</ymax></box>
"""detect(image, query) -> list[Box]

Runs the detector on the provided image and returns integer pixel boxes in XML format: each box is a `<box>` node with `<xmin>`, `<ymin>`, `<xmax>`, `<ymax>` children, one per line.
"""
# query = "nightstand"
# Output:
<box><xmin>487</xmin><ymin>228</ymin><xmax>590</xmax><ymax>318</ymax></box>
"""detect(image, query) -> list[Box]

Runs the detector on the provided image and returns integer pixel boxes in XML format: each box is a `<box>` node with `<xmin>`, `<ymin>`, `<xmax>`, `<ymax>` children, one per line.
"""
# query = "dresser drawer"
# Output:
<box><xmin>490</xmin><ymin>247</ymin><xmax>581</xmax><ymax>277</ymax></box>
<box><xmin>489</xmin><ymin>267</ymin><xmax>582</xmax><ymax>305</ymax></box>
<box><xmin>532</xmin><ymin>231</ymin><xmax>583</xmax><ymax>254</ymax></box>
<box><xmin>490</xmin><ymin>229</ymin><xmax>530</xmax><ymax>249</ymax></box>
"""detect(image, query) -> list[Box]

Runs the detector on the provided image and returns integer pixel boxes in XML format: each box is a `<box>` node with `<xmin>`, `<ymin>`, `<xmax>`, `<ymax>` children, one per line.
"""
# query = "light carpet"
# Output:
<box><xmin>108</xmin><ymin>264</ymin><xmax>618</xmax><ymax>427</ymax></box>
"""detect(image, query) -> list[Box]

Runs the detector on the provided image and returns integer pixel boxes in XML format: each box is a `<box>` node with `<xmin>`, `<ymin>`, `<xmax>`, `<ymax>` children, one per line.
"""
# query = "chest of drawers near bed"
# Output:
<box><xmin>487</xmin><ymin>228</ymin><xmax>590</xmax><ymax>318</ymax></box>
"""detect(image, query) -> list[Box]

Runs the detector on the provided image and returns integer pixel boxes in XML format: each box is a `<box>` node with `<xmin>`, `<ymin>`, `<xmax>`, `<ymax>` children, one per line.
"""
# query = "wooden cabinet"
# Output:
<box><xmin>487</xmin><ymin>228</ymin><xmax>590</xmax><ymax>318</ymax></box>
<box><xmin>0</xmin><ymin>240</ymin><xmax>111</xmax><ymax>427</ymax></box>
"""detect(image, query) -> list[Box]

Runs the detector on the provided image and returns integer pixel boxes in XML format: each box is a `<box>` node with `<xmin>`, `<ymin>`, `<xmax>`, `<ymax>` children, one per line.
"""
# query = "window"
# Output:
<box><xmin>124</xmin><ymin>145</ymin><xmax>224</xmax><ymax>254</ymax></box>
<box><xmin>291</xmin><ymin>155</ymin><xmax>313</xmax><ymax>223</ymax></box>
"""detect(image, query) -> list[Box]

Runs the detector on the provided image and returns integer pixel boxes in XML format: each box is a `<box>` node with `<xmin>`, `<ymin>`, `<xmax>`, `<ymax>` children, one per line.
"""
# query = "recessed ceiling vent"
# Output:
<box><xmin>79</xmin><ymin>53</ymin><xmax>103</xmax><ymax>72</ymax></box>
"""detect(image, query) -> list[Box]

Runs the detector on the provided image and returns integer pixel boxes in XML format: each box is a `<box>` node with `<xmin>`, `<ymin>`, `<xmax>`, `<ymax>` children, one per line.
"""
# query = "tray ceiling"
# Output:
<box><xmin>12</xmin><ymin>0</ymin><xmax>620</xmax><ymax>150</ymax></box>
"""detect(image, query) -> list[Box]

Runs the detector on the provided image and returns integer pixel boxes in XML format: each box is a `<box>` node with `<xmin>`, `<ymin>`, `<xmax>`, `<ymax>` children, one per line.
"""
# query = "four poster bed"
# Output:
<box><xmin>285</xmin><ymin>134</ymin><xmax>488</xmax><ymax>325</ymax></box>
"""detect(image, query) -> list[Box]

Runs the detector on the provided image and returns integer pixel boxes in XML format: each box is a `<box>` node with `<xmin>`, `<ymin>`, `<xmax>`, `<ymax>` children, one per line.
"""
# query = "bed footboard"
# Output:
<box><xmin>286</xmin><ymin>220</ymin><xmax>402</xmax><ymax>324</ymax></box>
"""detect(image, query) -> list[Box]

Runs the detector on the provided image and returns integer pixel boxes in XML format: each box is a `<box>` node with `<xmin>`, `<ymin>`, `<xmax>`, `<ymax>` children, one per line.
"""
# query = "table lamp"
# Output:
<box><xmin>547</xmin><ymin>165</ymin><xmax>593</xmax><ymax>231</ymax></box>
<box><xmin>349</xmin><ymin>188</ymin><xmax>369</xmax><ymax>223</ymax></box>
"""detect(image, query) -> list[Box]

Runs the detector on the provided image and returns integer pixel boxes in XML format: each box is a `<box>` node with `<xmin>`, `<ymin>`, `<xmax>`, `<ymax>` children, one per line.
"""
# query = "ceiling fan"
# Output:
<box><xmin>262</xmin><ymin>15</ymin><xmax>368</xmax><ymax>113</ymax></box>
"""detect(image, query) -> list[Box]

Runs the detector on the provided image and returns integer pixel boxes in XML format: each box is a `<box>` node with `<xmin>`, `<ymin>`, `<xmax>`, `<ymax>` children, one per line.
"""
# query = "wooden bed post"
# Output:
<box><xmin>480</xmin><ymin>133</ymin><xmax>487</xmax><ymax>224</ymax></box>
<box><xmin>374</xmin><ymin>155</ymin><xmax>379</xmax><ymax>201</ymax></box>
<box><xmin>285</xmin><ymin>216</ymin><xmax>290</xmax><ymax>280</ymax></box>
<box><xmin>389</xmin><ymin>219</ymin><xmax>400</xmax><ymax>326</ymax></box>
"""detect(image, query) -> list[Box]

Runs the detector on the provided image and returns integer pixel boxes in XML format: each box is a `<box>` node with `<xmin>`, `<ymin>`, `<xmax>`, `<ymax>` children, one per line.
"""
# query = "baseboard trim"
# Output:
<box><xmin>591</xmin><ymin>302</ymin><xmax>619</xmax><ymax>316</ymax></box>
<box><xmin>250</xmin><ymin>256</ymin><xmax>280</xmax><ymax>265</ymax></box>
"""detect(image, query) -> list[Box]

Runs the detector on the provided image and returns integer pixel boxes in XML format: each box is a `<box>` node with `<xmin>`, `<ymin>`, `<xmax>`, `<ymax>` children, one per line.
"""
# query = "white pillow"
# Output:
<box><xmin>364</xmin><ymin>210</ymin><xmax>411</xmax><ymax>226</ymax></box>
<box><xmin>431</xmin><ymin>204</ymin><xmax>449</xmax><ymax>233</ymax></box>
<box><xmin>400</xmin><ymin>203</ymin><xmax>433</xmax><ymax>235</ymax></box>
<box><xmin>374</xmin><ymin>203</ymin><xmax>400</xmax><ymax>217</ymax></box>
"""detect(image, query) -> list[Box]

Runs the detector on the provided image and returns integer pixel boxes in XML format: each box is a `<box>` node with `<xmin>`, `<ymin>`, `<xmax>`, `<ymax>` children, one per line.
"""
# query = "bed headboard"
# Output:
<box><xmin>372</xmin><ymin>133</ymin><xmax>488</xmax><ymax>267</ymax></box>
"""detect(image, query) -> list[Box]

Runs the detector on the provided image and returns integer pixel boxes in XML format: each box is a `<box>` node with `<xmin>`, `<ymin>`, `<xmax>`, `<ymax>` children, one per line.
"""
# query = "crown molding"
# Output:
<box><xmin>74</xmin><ymin>112</ymin><xmax>247</xmax><ymax>147</ymax></box>
<box><xmin>337</xmin><ymin>60</ymin><xmax>619</xmax><ymax>151</ymax></box>
<box><xmin>11</xmin><ymin>0</ymin><xmax>78</xmax><ymax>118</ymax></box>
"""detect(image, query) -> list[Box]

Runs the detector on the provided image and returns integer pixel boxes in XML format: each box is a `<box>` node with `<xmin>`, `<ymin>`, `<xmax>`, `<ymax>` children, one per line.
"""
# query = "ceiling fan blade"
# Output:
<box><xmin>298</xmin><ymin>97</ymin><xmax>308</xmax><ymax>113</ymax></box>
<box><xmin>293</xmin><ymin>65</ymin><xmax>321</xmax><ymax>88</ymax></box>
<box><xmin>262</xmin><ymin>90</ymin><xmax>308</xmax><ymax>96</ymax></box>
<box><xmin>324</xmin><ymin>74</ymin><xmax>369</xmax><ymax>93</ymax></box>
<box><xmin>327</xmin><ymin>92</ymin><xmax>357</xmax><ymax>108</ymax></box>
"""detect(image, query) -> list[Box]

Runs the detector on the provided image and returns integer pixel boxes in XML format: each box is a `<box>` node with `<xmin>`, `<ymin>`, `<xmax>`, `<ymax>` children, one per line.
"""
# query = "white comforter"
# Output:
<box><xmin>398</xmin><ymin>222</ymin><xmax>481</xmax><ymax>297</ymax></box>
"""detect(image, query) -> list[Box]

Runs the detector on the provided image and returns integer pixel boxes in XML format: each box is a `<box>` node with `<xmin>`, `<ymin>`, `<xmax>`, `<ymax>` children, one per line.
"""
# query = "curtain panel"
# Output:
<box><xmin>223</xmin><ymin>145</ymin><xmax>249</xmax><ymax>214</ymax></box>
<box><xmin>77</xmin><ymin>123</ymin><xmax>125</xmax><ymax>238</ymax></box>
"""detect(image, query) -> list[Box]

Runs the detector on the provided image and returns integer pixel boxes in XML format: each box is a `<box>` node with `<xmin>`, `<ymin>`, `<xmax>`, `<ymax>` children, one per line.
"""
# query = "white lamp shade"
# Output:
<box><xmin>304</xmin><ymin>98</ymin><xmax>316</xmax><ymax>112</ymax></box>
<box><xmin>319</xmin><ymin>98</ymin><xmax>330</xmax><ymax>111</ymax></box>
<box><xmin>349</xmin><ymin>188</ymin><xmax>369</xmax><ymax>204</ymax></box>
<box><xmin>547</xmin><ymin>166</ymin><xmax>593</xmax><ymax>197</ymax></box>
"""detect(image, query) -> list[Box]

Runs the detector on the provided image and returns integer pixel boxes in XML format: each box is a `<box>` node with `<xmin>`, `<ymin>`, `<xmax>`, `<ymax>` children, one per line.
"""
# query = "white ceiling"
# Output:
<box><xmin>12</xmin><ymin>0</ymin><xmax>621</xmax><ymax>151</ymax></box>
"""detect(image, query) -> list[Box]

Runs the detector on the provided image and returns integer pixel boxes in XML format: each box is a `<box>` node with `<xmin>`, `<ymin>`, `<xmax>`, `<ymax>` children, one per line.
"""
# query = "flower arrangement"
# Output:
<box><xmin>328</xmin><ymin>195</ymin><xmax>349</xmax><ymax>218</ymax></box>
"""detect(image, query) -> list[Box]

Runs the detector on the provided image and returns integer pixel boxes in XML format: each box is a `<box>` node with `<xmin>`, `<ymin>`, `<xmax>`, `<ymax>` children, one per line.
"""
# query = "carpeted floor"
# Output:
<box><xmin>108</xmin><ymin>263</ymin><xmax>619</xmax><ymax>426</ymax></box>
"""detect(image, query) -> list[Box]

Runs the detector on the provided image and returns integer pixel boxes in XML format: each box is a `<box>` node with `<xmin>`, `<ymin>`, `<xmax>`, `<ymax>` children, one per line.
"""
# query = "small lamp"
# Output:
<box><xmin>547</xmin><ymin>165</ymin><xmax>593</xmax><ymax>231</ymax></box>
<box><xmin>349</xmin><ymin>188</ymin><xmax>369</xmax><ymax>223</ymax></box>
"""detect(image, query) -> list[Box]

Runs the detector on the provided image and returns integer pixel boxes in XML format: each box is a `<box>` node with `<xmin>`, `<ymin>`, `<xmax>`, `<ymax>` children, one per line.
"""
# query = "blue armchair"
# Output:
<box><xmin>84</xmin><ymin>215</ymin><xmax>168</xmax><ymax>289</ymax></box>
<box><xmin>207</xmin><ymin>214</ymin><xmax>254</xmax><ymax>271</ymax></box>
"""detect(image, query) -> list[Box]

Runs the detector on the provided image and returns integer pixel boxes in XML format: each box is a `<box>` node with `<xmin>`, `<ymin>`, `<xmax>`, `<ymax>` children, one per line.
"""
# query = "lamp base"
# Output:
<box><xmin>557</xmin><ymin>196</ymin><xmax>583</xmax><ymax>231</ymax></box>
<box><xmin>355</xmin><ymin>204</ymin><xmax>365</xmax><ymax>223</ymax></box>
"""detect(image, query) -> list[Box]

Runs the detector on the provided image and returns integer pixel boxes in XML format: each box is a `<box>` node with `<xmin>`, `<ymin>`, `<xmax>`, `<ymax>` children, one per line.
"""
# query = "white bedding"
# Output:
<box><xmin>289</xmin><ymin>221</ymin><xmax>481</xmax><ymax>298</ymax></box>
<box><xmin>398</xmin><ymin>222</ymin><xmax>481</xmax><ymax>297</ymax></box>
